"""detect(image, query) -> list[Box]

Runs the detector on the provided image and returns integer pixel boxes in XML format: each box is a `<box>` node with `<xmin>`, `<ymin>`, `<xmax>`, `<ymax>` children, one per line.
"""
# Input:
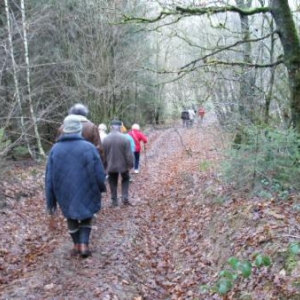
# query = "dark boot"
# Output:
<box><xmin>69</xmin><ymin>229</ymin><xmax>80</xmax><ymax>256</ymax></box>
<box><xmin>79</xmin><ymin>243</ymin><xmax>91</xmax><ymax>258</ymax></box>
<box><xmin>78</xmin><ymin>222</ymin><xmax>92</xmax><ymax>258</ymax></box>
<box><xmin>70</xmin><ymin>243</ymin><xmax>80</xmax><ymax>256</ymax></box>
<box><xmin>111</xmin><ymin>199</ymin><xmax>118</xmax><ymax>207</ymax></box>
<box><xmin>122</xmin><ymin>199</ymin><xmax>132</xmax><ymax>206</ymax></box>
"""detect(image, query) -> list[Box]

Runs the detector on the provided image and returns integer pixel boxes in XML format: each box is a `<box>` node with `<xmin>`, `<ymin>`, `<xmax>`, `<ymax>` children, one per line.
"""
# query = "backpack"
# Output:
<box><xmin>181</xmin><ymin>111</ymin><xmax>189</xmax><ymax>120</ymax></box>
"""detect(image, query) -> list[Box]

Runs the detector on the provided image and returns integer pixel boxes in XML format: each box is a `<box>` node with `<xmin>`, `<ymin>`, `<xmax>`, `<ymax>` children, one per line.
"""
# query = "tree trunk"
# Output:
<box><xmin>237</xmin><ymin>0</ymin><xmax>256</xmax><ymax>124</ymax></box>
<box><xmin>234</xmin><ymin>0</ymin><xmax>255</xmax><ymax>145</ymax></box>
<box><xmin>270</xmin><ymin>0</ymin><xmax>300</xmax><ymax>132</ymax></box>
<box><xmin>4</xmin><ymin>0</ymin><xmax>33</xmax><ymax>157</ymax></box>
<box><xmin>20</xmin><ymin>0</ymin><xmax>46</xmax><ymax>158</ymax></box>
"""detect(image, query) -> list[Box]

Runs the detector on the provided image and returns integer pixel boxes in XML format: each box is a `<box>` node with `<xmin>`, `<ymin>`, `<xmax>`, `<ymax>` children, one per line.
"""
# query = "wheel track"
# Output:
<box><xmin>0</xmin><ymin>124</ymin><xmax>218</xmax><ymax>300</ymax></box>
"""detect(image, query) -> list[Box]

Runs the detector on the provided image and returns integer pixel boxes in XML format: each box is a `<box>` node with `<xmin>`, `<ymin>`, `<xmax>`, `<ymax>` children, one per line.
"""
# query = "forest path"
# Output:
<box><xmin>0</xmin><ymin>115</ymin><xmax>226</xmax><ymax>300</ymax></box>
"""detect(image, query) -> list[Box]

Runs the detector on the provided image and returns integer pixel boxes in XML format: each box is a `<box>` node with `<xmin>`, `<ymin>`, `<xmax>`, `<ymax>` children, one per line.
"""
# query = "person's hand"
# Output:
<box><xmin>46</xmin><ymin>207</ymin><xmax>57</xmax><ymax>231</ymax></box>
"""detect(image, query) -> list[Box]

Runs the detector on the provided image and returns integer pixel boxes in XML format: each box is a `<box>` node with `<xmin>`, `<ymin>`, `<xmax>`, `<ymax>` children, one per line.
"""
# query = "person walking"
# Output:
<box><xmin>128</xmin><ymin>124</ymin><xmax>148</xmax><ymax>174</ymax></box>
<box><xmin>121</xmin><ymin>123</ymin><xmax>135</xmax><ymax>182</ymax></box>
<box><xmin>102</xmin><ymin>120</ymin><xmax>134</xmax><ymax>207</ymax></box>
<box><xmin>98</xmin><ymin>123</ymin><xmax>108</xmax><ymax>142</ymax></box>
<box><xmin>198</xmin><ymin>107</ymin><xmax>206</xmax><ymax>125</ymax></box>
<box><xmin>45</xmin><ymin>117</ymin><xmax>106</xmax><ymax>258</ymax></box>
<box><xmin>188</xmin><ymin>108</ymin><xmax>196</xmax><ymax>127</ymax></box>
<box><xmin>181</xmin><ymin>109</ymin><xmax>189</xmax><ymax>128</ymax></box>
<box><xmin>121</xmin><ymin>123</ymin><xmax>135</xmax><ymax>153</ymax></box>
<box><xmin>56</xmin><ymin>103</ymin><xmax>104</xmax><ymax>162</ymax></box>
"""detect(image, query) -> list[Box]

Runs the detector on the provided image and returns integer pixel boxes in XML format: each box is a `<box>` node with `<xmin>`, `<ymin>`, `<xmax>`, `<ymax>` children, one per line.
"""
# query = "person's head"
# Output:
<box><xmin>98</xmin><ymin>123</ymin><xmax>107</xmax><ymax>132</ymax></box>
<box><xmin>110</xmin><ymin>120</ymin><xmax>122</xmax><ymax>132</ymax></box>
<box><xmin>68</xmin><ymin>103</ymin><xmax>89</xmax><ymax>116</ymax></box>
<box><xmin>62</xmin><ymin>117</ymin><xmax>83</xmax><ymax>134</ymax></box>
<box><xmin>132</xmin><ymin>123</ymin><xmax>140</xmax><ymax>130</ymax></box>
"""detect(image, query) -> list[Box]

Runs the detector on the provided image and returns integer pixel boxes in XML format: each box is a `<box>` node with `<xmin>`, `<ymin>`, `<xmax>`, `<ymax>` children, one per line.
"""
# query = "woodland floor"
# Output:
<box><xmin>1</xmin><ymin>115</ymin><xmax>300</xmax><ymax>300</ymax></box>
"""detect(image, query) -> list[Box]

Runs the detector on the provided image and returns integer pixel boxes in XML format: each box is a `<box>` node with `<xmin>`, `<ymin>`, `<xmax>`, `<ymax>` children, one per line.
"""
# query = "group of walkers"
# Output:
<box><xmin>181</xmin><ymin>106</ymin><xmax>206</xmax><ymax>127</ymax></box>
<box><xmin>45</xmin><ymin>103</ymin><xmax>148</xmax><ymax>258</ymax></box>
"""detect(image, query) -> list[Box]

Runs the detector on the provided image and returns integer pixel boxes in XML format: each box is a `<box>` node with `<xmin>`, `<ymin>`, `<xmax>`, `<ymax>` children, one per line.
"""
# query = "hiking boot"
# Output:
<box><xmin>110</xmin><ymin>201</ymin><xmax>118</xmax><ymax>208</ymax></box>
<box><xmin>70</xmin><ymin>244</ymin><xmax>80</xmax><ymax>257</ymax></box>
<box><xmin>123</xmin><ymin>200</ymin><xmax>132</xmax><ymax>206</ymax></box>
<box><xmin>79</xmin><ymin>244</ymin><xmax>91</xmax><ymax>258</ymax></box>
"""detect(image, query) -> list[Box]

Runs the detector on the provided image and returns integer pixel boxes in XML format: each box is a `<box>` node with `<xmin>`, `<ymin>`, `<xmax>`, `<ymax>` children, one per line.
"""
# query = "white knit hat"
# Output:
<box><xmin>63</xmin><ymin>118</ymin><xmax>82</xmax><ymax>133</ymax></box>
<box><xmin>98</xmin><ymin>123</ymin><xmax>107</xmax><ymax>131</ymax></box>
<box><xmin>132</xmin><ymin>123</ymin><xmax>140</xmax><ymax>130</ymax></box>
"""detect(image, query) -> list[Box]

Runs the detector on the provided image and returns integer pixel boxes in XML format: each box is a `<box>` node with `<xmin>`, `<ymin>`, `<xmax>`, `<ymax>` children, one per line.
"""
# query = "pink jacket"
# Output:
<box><xmin>128</xmin><ymin>129</ymin><xmax>148</xmax><ymax>152</ymax></box>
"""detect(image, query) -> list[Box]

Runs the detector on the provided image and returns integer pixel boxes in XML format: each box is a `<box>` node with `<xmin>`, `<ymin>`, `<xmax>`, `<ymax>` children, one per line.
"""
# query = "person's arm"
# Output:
<box><xmin>102</xmin><ymin>140</ymin><xmax>108</xmax><ymax>170</ymax></box>
<box><xmin>128</xmin><ymin>135</ymin><xmax>135</xmax><ymax>152</ymax></box>
<box><xmin>92</xmin><ymin>147</ymin><xmax>107</xmax><ymax>193</ymax></box>
<box><xmin>125</xmin><ymin>140</ymin><xmax>134</xmax><ymax>170</ymax></box>
<box><xmin>45</xmin><ymin>151</ymin><xmax>57</xmax><ymax>215</ymax></box>
<box><xmin>92</xmin><ymin>125</ymin><xmax>105</xmax><ymax>163</ymax></box>
<box><xmin>139</xmin><ymin>131</ymin><xmax>148</xmax><ymax>144</ymax></box>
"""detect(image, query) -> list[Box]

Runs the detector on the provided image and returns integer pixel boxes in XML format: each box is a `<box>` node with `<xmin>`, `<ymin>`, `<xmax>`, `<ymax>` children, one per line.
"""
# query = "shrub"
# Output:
<box><xmin>220</xmin><ymin>125</ymin><xmax>300</xmax><ymax>196</ymax></box>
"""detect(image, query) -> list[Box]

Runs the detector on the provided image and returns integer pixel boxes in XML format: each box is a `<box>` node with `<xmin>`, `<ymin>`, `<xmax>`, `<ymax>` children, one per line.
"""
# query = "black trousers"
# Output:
<box><xmin>108</xmin><ymin>170</ymin><xmax>130</xmax><ymax>204</ymax></box>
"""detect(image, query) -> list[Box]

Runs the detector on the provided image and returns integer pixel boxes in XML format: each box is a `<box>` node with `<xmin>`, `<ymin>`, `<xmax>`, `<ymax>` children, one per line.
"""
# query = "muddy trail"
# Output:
<box><xmin>0</xmin><ymin>117</ymin><xmax>224</xmax><ymax>300</ymax></box>
<box><xmin>2</xmin><ymin>117</ymin><xmax>300</xmax><ymax>299</ymax></box>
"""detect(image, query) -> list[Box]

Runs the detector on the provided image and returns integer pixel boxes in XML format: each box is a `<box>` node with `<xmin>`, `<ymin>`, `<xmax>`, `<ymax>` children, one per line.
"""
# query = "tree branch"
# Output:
<box><xmin>179</xmin><ymin>31</ymin><xmax>279</xmax><ymax>71</ymax></box>
<box><xmin>121</xmin><ymin>10</ymin><xmax>175</xmax><ymax>24</ymax></box>
<box><xmin>175</xmin><ymin>5</ymin><xmax>270</xmax><ymax>16</ymax></box>
<box><xmin>204</xmin><ymin>59</ymin><xmax>284</xmax><ymax>69</ymax></box>
<box><xmin>122</xmin><ymin>5</ymin><xmax>270</xmax><ymax>25</ymax></box>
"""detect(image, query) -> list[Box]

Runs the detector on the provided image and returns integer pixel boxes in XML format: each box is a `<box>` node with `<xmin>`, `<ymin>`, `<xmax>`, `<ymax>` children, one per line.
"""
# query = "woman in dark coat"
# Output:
<box><xmin>45</xmin><ymin>117</ymin><xmax>106</xmax><ymax>258</ymax></box>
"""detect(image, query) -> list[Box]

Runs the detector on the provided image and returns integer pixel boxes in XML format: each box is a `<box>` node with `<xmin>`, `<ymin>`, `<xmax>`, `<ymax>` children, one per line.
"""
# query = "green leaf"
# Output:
<box><xmin>239</xmin><ymin>261</ymin><xmax>252</xmax><ymax>278</ymax></box>
<box><xmin>262</xmin><ymin>255</ymin><xmax>272</xmax><ymax>266</ymax></box>
<box><xmin>289</xmin><ymin>243</ymin><xmax>300</xmax><ymax>255</ymax></box>
<box><xmin>255</xmin><ymin>254</ymin><xmax>272</xmax><ymax>267</ymax></box>
<box><xmin>228</xmin><ymin>257</ymin><xmax>240</xmax><ymax>270</ymax></box>
<box><xmin>255</xmin><ymin>254</ymin><xmax>263</xmax><ymax>267</ymax></box>
<box><xmin>217</xmin><ymin>278</ymin><xmax>232</xmax><ymax>295</ymax></box>
<box><xmin>232</xmin><ymin>273</ymin><xmax>238</xmax><ymax>280</ymax></box>
<box><xmin>219</xmin><ymin>270</ymin><xmax>234</xmax><ymax>280</ymax></box>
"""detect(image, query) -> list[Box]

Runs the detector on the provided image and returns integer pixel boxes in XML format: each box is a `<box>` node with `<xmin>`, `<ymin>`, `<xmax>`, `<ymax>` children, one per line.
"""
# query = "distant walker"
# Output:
<box><xmin>198</xmin><ymin>107</ymin><xmax>206</xmax><ymax>125</ymax></box>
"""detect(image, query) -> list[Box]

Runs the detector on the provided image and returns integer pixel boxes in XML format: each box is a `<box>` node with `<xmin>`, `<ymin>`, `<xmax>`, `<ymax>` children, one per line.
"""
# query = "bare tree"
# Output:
<box><xmin>4</xmin><ymin>0</ymin><xmax>33</xmax><ymax>157</ymax></box>
<box><xmin>20</xmin><ymin>0</ymin><xmax>45</xmax><ymax>158</ymax></box>
<box><xmin>123</xmin><ymin>1</ymin><xmax>300</xmax><ymax>132</ymax></box>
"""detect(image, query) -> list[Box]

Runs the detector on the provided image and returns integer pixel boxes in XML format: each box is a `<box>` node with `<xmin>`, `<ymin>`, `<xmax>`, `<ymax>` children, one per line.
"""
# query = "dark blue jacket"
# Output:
<box><xmin>45</xmin><ymin>134</ymin><xmax>106</xmax><ymax>220</ymax></box>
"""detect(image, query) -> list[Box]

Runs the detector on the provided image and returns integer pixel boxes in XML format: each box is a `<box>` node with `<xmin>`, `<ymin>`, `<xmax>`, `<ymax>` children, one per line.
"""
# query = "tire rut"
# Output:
<box><xmin>1</xmin><ymin>122</ymin><xmax>219</xmax><ymax>300</ymax></box>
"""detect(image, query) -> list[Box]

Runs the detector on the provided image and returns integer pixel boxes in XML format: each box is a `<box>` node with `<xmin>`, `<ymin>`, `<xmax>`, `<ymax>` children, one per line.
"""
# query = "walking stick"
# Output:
<box><xmin>144</xmin><ymin>144</ymin><xmax>147</xmax><ymax>169</ymax></box>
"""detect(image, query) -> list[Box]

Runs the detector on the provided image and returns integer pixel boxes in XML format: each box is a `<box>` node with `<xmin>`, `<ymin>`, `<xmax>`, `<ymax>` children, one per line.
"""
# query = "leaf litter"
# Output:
<box><xmin>0</xmin><ymin>120</ymin><xmax>300</xmax><ymax>299</ymax></box>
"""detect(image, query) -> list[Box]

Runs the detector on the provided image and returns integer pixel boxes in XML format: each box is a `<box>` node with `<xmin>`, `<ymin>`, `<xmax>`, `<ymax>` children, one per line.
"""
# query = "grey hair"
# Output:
<box><xmin>110</xmin><ymin>124</ymin><xmax>121</xmax><ymax>132</ymax></box>
<box><xmin>68</xmin><ymin>103</ymin><xmax>89</xmax><ymax>116</ymax></box>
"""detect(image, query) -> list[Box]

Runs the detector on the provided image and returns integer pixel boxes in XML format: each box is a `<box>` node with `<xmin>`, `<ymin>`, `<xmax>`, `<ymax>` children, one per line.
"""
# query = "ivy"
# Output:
<box><xmin>214</xmin><ymin>254</ymin><xmax>272</xmax><ymax>296</ymax></box>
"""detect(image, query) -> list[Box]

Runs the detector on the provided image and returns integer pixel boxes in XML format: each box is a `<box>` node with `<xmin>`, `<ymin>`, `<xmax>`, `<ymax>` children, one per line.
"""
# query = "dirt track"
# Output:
<box><xmin>0</xmin><ymin>116</ymin><xmax>225</xmax><ymax>300</ymax></box>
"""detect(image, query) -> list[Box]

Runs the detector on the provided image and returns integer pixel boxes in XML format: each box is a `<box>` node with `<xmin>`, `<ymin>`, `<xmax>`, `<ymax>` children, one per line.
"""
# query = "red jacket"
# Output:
<box><xmin>198</xmin><ymin>108</ymin><xmax>205</xmax><ymax>116</ymax></box>
<box><xmin>128</xmin><ymin>129</ymin><xmax>148</xmax><ymax>152</ymax></box>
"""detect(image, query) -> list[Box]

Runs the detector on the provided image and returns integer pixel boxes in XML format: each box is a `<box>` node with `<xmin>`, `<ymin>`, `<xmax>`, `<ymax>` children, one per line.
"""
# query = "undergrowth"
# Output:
<box><xmin>220</xmin><ymin>126</ymin><xmax>300</xmax><ymax>198</ymax></box>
